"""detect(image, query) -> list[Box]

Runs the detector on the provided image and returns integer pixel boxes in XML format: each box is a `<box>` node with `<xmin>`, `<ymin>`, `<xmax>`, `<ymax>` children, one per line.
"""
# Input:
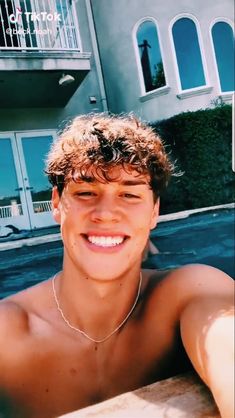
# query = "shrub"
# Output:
<box><xmin>151</xmin><ymin>104</ymin><xmax>234</xmax><ymax>214</ymax></box>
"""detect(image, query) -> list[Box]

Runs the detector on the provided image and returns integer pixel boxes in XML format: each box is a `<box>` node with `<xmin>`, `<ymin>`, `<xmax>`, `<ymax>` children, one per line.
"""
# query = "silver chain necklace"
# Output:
<box><xmin>52</xmin><ymin>272</ymin><xmax>142</xmax><ymax>344</ymax></box>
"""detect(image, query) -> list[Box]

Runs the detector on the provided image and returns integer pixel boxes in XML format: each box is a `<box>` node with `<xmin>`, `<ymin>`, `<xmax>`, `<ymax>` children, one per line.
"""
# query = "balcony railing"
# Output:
<box><xmin>33</xmin><ymin>200</ymin><xmax>52</xmax><ymax>213</ymax></box>
<box><xmin>0</xmin><ymin>200</ymin><xmax>52</xmax><ymax>218</ymax></box>
<box><xmin>0</xmin><ymin>203</ymin><xmax>23</xmax><ymax>218</ymax></box>
<box><xmin>0</xmin><ymin>0</ymin><xmax>81</xmax><ymax>51</ymax></box>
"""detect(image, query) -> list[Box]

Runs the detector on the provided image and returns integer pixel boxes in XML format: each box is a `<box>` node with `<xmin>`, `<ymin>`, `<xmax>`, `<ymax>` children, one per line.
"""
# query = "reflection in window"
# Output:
<box><xmin>172</xmin><ymin>18</ymin><xmax>206</xmax><ymax>90</ymax></box>
<box><xmin>212</xmin><ymin>22</ymin><xmax>235</xmax><ymax>92</ymax></box>
<box><xmin>0</xmin><ymin>138</ymin><xmax>19</xmax><ymax>206</ymax></box>
<box><xmin>0</xmin><ymin>138</ymin><xmax>22</xmax><ymax>217</ymax></box>
<box><xmin>22</xmin><ymin>136</ymin><xmax>53</xmax><ymax>211</ymax></box>
<box><xmin>137</xmin><ymin>20</ymin><xmax>166</xmax><ymax>92</ymax></box>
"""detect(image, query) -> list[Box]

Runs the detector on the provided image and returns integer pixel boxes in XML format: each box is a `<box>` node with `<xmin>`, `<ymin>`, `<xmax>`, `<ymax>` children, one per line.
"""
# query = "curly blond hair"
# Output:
<box><xmin>45</xmin><ymin>113</ymin><xmax>174</xmax><ymax>201</ymax></box>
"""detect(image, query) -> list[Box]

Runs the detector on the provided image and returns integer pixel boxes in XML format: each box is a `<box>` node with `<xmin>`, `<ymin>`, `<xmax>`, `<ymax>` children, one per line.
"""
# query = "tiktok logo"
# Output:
<box><xmin>9</xmin><ymin>8</ymin><xmax>61</xmax><ymax>23</ymax></box>
<box><xmin>9</xmin><ymin>7</ymin><xmax>22</xmax><ymax>24</ymax></box>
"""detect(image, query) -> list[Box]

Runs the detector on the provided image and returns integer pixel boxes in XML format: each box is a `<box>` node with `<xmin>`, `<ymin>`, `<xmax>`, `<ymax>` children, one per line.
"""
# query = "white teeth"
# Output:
<box><xmin>87</xmin><ymin>235</ymin><xmax>124</xmax><ymax>247</ymax></box>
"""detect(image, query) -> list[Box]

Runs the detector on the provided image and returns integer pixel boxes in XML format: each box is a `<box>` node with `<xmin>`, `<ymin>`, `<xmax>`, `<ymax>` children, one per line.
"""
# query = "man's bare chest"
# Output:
<box><xmin>5</xmin><ymin>323</ymin><xmax>184</xmax><ymax>417</ymax></box>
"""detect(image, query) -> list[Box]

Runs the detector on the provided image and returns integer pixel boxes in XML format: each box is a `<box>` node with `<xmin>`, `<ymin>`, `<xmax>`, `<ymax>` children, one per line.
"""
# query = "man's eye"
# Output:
<box><xmin>122</xmin><ymin>193</ymin><xmax>140</xmax><ymax>199</ymax></box>
<box><xmin>75</xmin><ymin>192</ymin><xmax>96</xmax><ymax>197</ymax></box>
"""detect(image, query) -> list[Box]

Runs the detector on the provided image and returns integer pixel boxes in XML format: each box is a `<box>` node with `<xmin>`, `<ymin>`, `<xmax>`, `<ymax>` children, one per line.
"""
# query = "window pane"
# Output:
<box><xmin>137</xmin><ymin>21</ymin><xmax>166</xmax><ymax>92</ymax></box>
<box><xmin>21</xmin><ymin>136</ymin><xmax>53</xmax><ymax>212</ymax></box>
<box><xmin>0</xmin><ymin>138</ymin><xmax>23</xmax><ymax>218</ymax></box>
<box><xmin>212</xmin><ymin>22</ymin><xmax>235</xmax><ymax>92</ymax></box>
<box><xmin>172</xmin><ymin>18</ymin><xmax>206</xmax><ymax>90</ymax></box>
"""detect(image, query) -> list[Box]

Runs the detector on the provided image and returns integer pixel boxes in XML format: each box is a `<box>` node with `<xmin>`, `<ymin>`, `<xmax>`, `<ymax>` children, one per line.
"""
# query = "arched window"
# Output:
<box><xmin>136</xmin><ymin>20</ymin><xmax>166</xmax><ymax>93</ymax></box>
<box><xmin>211</xmin><ymin>22</ymin><xmax>234</xmax><ymax>92</ymax></box>
<box><xmin>172</xmin><ymin>18</ymin><xmax>206</xmax><ymax>90</ymax></box>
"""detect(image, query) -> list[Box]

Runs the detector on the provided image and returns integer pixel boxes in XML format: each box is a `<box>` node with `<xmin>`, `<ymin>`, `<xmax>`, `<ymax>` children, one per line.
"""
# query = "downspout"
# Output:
<box><xmin>85</xmin><ymin>0</ymin><xmax>108</xmax><ymax>112</ymax></box>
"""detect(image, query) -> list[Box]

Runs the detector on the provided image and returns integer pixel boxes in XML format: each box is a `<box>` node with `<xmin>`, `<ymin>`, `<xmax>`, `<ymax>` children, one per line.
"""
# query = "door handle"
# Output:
<box><xmin>26</xmin><ymin>186</ymin><xmax>34</xmax><ymax>190</ymax></box>
<box><xmin>15</xmin><ymin>187</ymin><xmax>23</xmax><ymax>191</ymax></box>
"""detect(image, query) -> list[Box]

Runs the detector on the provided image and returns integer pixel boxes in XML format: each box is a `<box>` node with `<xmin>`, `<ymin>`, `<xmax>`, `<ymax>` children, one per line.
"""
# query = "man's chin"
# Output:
<box><xmin>80</xmin><ymin>270</ymin><xmax>127</xmax><ymax>282</ymax></box>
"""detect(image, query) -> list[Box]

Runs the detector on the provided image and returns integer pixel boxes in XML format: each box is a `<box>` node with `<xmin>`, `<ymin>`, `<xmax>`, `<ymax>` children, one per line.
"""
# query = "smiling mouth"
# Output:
<box><xmin>82</xmin><ymin>234</ymin><xmax>129</xmax><ymax>247</ymax></box>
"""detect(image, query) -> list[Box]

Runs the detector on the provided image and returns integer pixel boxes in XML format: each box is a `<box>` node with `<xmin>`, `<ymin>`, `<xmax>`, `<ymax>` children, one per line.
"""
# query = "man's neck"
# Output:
<box><xmin>53</xmin><ymin>264</ymin><xmax>142</xmax><ymax>342</ymax></box>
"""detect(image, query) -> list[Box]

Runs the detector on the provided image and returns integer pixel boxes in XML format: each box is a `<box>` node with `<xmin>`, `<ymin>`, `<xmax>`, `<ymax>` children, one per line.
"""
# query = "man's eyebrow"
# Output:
<box><xmin>74</xmin><ymin>178</ymin><xmax>148</xmax><ymax>186</ymax></box>
<box><xmin>119</xmin><ymin>180</ymin><xmax>149</xmax><ymax>186</ymax></box>
<box><xmin>76</xmin><ymin>176</ymin><xmax>94</xmax><ymax>183</ymax></box>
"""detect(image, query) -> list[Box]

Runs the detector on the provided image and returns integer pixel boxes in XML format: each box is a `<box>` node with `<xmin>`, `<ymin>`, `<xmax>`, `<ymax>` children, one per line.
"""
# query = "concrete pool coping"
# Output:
<box><xmin>0</xmin><ymin>202</ymin><xmax>234</xmax><ymax>252</ymax></box>
<box><xmin>58</xmin><ymin>372</ymin><xmax>220</xmax><ymax>418</ymax></box>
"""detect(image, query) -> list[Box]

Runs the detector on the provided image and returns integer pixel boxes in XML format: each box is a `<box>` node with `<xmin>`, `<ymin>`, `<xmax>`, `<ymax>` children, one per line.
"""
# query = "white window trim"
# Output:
<box><xmin>0</xmin><ymin>129</ymin><xmax>57</xmax><ymax>135</ymax></box>
<box><xmin>177</xmin><ymin>86</ymin><xmax>213</xmax><ymax>100</ymax></box>
<box><xmin>139</xmin><ymin>86</ymin><xmax>171</xmax><ymax>102</ymax></box>
<box><xmin>169</xmin><ymin>13</ymin><xmax>211</xmax><ymax>95</ymax></box>
<box><xmin>218</xmin><ymin>92</ymin><xmax>234</xmax><ymax>104</ymax></box>
<box><xmin>132</xmin><ymin>17</ymin><xmax>170</xmax><ymax>99</ymax></box>
<box><xmin>209</xmin><ymin>18</ymin><xmax>234</xmax><ymax>95</ymax></box>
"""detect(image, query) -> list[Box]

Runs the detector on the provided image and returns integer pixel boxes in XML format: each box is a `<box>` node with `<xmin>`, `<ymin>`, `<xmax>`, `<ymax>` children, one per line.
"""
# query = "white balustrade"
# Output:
<box><xmin>0</xmin><ymin>203</ymin><xmax>23</xmax><ymax>218</ymax></box>
<box><xmin>33</xmin><ymin>200</ymin><xmax>52</xmax><ymax>213</ymax></box>
<box><xmin>0</xmin><ymin>0</ymin><xmax>81</xmax><ymax>51</ymax></box>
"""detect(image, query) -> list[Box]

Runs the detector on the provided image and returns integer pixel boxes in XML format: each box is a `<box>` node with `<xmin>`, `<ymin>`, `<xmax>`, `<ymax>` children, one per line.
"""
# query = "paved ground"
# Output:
<box><xmin>0</xmin><ymin>207</ymin><xmax>234</xmax><ymax>299</ymax></box>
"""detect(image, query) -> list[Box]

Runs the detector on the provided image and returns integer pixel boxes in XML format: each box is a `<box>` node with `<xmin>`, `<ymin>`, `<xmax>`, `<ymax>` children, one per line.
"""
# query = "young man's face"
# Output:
<box><xmin>52</xmin><ymin>166</ymin><xmax>159</xmax><ymax>281</ymax></box>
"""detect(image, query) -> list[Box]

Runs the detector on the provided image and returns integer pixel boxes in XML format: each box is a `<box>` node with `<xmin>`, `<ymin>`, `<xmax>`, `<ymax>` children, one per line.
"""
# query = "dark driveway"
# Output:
<box><xmin>0</xmin><ymin>208</ymin><xmax>234</xmax><ymax>299</ymax></box>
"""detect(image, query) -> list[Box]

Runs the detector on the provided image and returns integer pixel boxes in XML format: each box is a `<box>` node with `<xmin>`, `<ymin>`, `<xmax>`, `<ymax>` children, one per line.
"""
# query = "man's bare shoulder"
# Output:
<box><xmin>0</xmin><ymin>299</ymin><xmax>29</xmax><ymax>335</ymax></box>
<box><xmin>0</xmin><ymin>301</ymin><xmax>30</xmax><ymax>368</ymax></box>
<box><xmin>0</xmin><ymin>279</ymin><xmax>52</xmax><ymax>339</ymax></box>
<box><xmin>145</xmin><ymin>264</ymin><xmax>234</xmax><ymax>313</ymax></box>
<box><xmin>169</xmin><ymin>263</ymin><xmax>233</xmax><ymax>294</ymax></box>
<box><xmin>148</xmin><ymin>262</ymin><xmax>232</xmax><ymax>287</ymax></box>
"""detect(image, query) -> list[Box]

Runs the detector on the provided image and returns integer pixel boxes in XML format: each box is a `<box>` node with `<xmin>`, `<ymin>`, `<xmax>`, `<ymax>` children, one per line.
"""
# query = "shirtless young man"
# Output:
<box><xmin>0</xmin><ymin>114</ymin><xmax>234</xmax><ymax>418</ymax></box>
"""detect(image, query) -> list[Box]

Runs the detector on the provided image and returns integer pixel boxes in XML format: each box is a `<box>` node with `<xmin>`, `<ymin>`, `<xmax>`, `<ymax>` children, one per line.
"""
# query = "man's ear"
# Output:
<box><xmin>52</xmin><ymin>187</ymin><xmax>61</xmax><ymax>224</ymax></box>
<box><xmin>150</xmin><ymin>198</ymin><xmax>160</xmax><ymax>230</ymax></box>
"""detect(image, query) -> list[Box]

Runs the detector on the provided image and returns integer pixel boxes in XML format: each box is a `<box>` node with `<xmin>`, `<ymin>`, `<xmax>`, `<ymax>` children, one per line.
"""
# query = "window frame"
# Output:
<box><xmin>209</xmin><ymin>18</ymin><xmax>234</xmax><ymax>96</ymax></box>
<box><xmin>133</xmin><ymin>17</ymin><xmax>169</xmax><ymax>99</ymax></box>
<box><xmin>169</xmin><ymin>13</ymin><xmax>211</xmax><ymax>97</ymax></box>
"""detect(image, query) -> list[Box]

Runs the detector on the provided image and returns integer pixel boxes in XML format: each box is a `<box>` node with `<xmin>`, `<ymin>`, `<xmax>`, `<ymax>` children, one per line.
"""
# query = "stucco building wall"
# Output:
<box><xmin>91</xmin><ymin>0</ymin><xmax>233</xmax><ymax>121</ymax></box>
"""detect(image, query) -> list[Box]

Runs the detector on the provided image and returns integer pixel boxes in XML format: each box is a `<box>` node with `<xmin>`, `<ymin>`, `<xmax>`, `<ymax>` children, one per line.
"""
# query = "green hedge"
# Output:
<box><xmin>151</xmin><ymin>105</ymin><xmax>234</xmax><ymax>214</ymax></box>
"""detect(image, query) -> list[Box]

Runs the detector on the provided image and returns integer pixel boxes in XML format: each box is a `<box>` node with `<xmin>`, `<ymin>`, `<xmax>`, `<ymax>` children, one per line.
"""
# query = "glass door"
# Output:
<box><xmin>16</xmin><ymin>131</ymin><xmax>57</xmax><ymax>229</ymax></box>
<box><xmin>0</xmin><ymin>131</ymin><xmax>57</xmax><ymax>232</ymax></box>
<box><xmin>0</xmin><ymin>134</ymin><xmax>30</xmax><ymax>231</ymax></box>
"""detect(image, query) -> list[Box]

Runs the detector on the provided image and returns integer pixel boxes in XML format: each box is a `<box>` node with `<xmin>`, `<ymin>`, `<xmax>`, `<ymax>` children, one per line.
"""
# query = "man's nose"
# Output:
<box><xmin>90</xmin><ymin>195</ymin><xmax>121</xmax><ymax>223</ymax></box>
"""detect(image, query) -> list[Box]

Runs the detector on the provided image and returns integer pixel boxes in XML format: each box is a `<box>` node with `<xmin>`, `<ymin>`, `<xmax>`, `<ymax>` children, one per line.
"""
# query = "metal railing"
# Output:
<box><xmin>0</xmin><ymin>203</ymin><xmax>23</xmax><ymax>218</ymax></box>
<box><xmin>0</xmin><ymin>0</ymin><xmax>81</xmax><ymax>51</ymax></box>
<box><xmin>0</xmin><ymin>200</ymin><xmax>52</xmax><ymax>218</ymax></box>
<box><xmin>33</xmin><ymin>200</ymin><xmax>52</xmax><ymax>213</ymax></box>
